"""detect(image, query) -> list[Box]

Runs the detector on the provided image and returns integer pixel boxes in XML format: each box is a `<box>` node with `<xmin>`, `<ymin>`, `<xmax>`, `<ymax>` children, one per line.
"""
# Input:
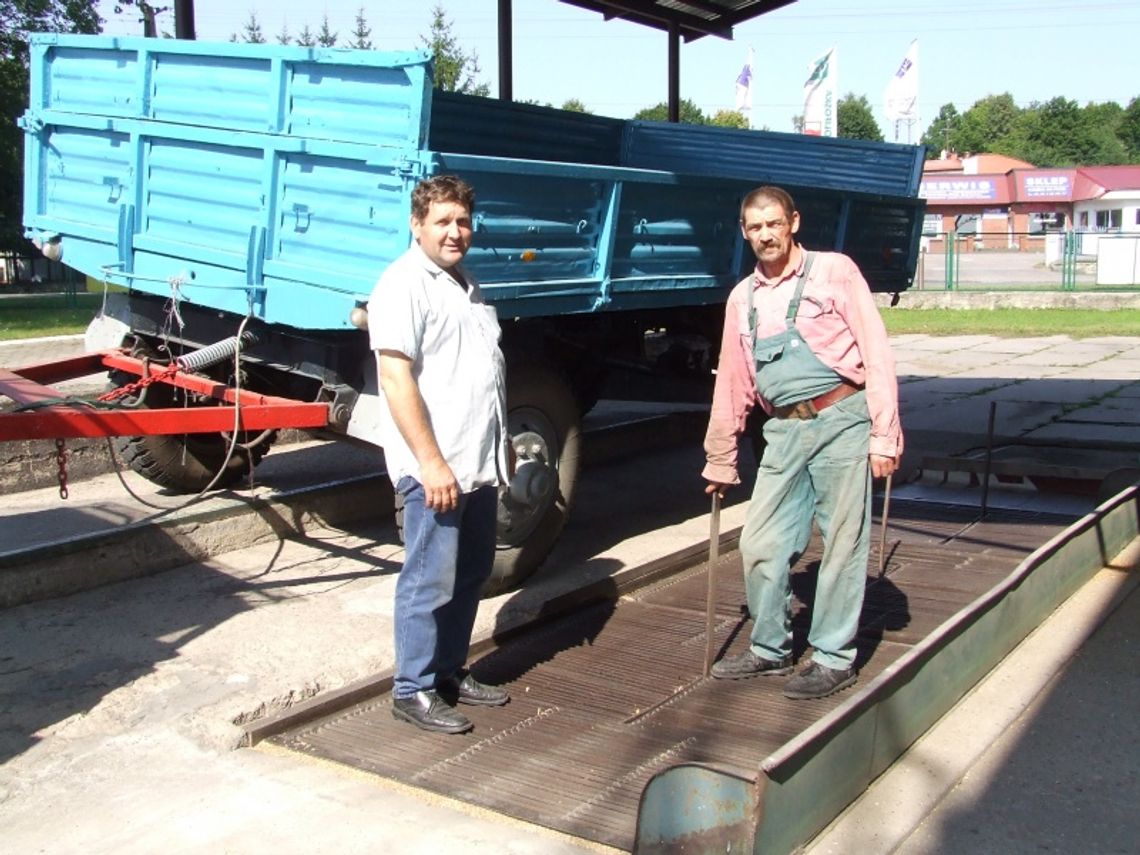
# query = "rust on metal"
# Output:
<box><xmin>269</xmin><ymin>502</ymin><xmax>1066</xmax><ymax>851</ymax></box>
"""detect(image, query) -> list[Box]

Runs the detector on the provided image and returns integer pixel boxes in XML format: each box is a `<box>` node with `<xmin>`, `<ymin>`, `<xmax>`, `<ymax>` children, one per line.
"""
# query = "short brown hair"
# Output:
<box><xmin>411</xmin><ymin>174</ymin><xmax>476</xmax><ymax>222</ymax></box>
<box><xmin>740</xmin><ymin>185</ymin><xmax>796</xmax><ymax>222</ymax></box>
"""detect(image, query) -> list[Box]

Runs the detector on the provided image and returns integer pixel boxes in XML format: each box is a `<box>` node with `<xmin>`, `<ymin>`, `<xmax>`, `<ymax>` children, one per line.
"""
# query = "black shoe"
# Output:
<box><xmin>782</xmin><ymin>662</ymin><xmax>857</xmax><ymax>700</ymax></box>
<box><xmin>438</xmin><ymin>672</ymin><xmax>510</xmax><ymax>707</ymax></box>
<box><xmin>710</xmin><ymin>650</ymin><xmax>794</xmax><ymax>680</ymax></box>
<box><xmin>391</xmin><ymin>690</ymin><xmax>473</xmax><ymax>733</ymax></box>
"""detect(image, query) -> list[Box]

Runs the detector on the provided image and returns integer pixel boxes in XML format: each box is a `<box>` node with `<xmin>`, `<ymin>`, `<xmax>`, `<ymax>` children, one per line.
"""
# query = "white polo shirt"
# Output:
<box><xmin>367</xmin><ymin>243</ymin><xmax>508</xmax><ymax>493</ymax></box>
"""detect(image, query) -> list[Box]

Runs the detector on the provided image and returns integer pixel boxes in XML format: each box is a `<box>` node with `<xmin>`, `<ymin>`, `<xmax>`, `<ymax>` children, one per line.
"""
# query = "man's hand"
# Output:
<box><xmin>420</xmin><ymin>457</ymin><xmax>460</xmax><ymax>512</ymax></box>
<box><xmin>871</xmin><ymin>453</ymin><xmax>899</xmax><ymax>479</ymax></box>
<box><xmin>705</xmin><ymin>481</ymin><xmax>732</xmax><ymax>498</ymax></box>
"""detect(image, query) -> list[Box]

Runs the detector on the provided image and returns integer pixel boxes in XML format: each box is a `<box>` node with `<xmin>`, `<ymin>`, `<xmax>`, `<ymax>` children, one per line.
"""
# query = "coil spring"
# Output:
<box><xmin>175</xmin><ymin>331</ymin><xmax>258</xmax><ymax>373</ymax></box>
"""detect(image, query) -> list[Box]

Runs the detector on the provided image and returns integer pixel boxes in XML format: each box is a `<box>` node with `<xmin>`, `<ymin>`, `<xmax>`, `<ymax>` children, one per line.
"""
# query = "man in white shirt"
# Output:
<box><xmin>368</xmin><ymin>175</ymin><xmax>510</xmax><ymax>734</ymax></box>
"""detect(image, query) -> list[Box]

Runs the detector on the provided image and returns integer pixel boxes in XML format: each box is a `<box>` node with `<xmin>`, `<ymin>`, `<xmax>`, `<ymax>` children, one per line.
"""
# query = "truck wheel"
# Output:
<box><xmin>388</xmin><ymin>365</ymin><xmax>581</xmax><ymax>595</ymax></box>
<box><xmin>487</xmin><ymin>365</ymin><xmax>581</xmax><ymax>595</ymax></box>
<box><xmin>110</xmin><ymin>373</ymin><xmax>276</xmax><ymax>493</ymax></box>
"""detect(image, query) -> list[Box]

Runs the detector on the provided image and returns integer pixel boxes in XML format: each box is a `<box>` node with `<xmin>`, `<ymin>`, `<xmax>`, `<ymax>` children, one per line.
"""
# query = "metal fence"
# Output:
<box><xmin>0</xmin><ymin>249</ymin><xmax>85</xmax><ymax>292</ymax></box>
<box><xmin>915</xmin><ymin>231</ymin><xmax>1140</xmax><ymax>291</ymax></box>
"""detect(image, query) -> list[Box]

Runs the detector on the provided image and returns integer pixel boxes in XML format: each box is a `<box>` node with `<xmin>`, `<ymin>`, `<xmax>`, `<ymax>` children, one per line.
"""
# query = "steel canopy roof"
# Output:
<box><xmin>558</xmin><ymin>0</ymin><xmax>798</xmax><ymax>41</ymax></box>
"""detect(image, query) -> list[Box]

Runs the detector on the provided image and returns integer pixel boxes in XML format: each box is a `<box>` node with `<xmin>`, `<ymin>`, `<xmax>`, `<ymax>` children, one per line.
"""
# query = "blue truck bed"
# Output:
<box><xmin>22</xmin><ymin>35</ymin><xmax>925</xmax><ymax>333</ymax></box>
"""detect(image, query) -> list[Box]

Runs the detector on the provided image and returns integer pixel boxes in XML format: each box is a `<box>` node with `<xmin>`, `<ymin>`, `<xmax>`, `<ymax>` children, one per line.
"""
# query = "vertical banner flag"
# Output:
<box><xmin>803</xmin><ymin>48</ymin><xmax>836</xmax><ymax>136</ymax></box>
<box><xmin>735</xmin><ymin>46</ymin><xmax>754</xmax><ymax>114</ymax></box>
<box><xmin>884</xmin><ymin>40</ymin><xmax>919</xmax><ymax>124</ymax></box>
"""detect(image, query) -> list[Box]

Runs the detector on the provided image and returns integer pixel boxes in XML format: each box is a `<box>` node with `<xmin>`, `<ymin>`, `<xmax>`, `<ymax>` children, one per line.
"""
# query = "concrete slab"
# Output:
<box><xmin>1061</xmin><ymin>402</ymin><xmax>1140</xmax><ymax>426</ymax></box>
<box><xmin>986</xmin><ymin>378</ymin><xmax>1129</xmax><ymax>404</ymax></box>
<box><xmin>1025</xmin><ymin>421</ymin><xmax>1140</xmax><ymax>445</ymax></box>
<box><xmin>898</xmin><ymin>376</ymin><xmax>1021</xmax><ymax>398</ymax></box>
<box><xmin>1005</xmin><ymin>345</ymin><xmax>1130</xmax><ymax>368</ymax></box>
<box><xmin>1111</xmin><ymin>381</ymin><xmax>1140</xmax><ymax>399</ymax></box>
<box><xmin>902</xmin><ymin>398</ymin><xmax>1062</xmax><ymax>440</ymax></box>
<box><xmin>803</xmin><ymin>561</ymin><xmax>1139</xmax><ymax>855</ymax></box>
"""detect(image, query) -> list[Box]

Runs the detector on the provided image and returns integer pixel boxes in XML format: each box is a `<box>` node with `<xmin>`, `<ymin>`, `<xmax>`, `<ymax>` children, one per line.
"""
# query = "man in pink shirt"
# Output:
<box><xmin>703</xmin><ymin>185</ymin><xmax>903</xmax><ymax>700</ymax></box>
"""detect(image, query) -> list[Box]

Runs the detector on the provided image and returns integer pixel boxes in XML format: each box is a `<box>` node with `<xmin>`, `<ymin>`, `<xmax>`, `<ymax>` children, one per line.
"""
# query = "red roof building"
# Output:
<box><xmin>919</xmin><ymin>155</ymin><xmax>1140</xmax><ymax>251</ymax></box>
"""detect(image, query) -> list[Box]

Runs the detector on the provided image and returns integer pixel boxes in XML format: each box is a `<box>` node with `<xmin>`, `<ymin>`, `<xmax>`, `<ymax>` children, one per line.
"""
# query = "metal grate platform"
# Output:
<box><xmin>269</xmin><ymin>502</ymin><xmax>1065</xmax><ymax>850</ymax></box>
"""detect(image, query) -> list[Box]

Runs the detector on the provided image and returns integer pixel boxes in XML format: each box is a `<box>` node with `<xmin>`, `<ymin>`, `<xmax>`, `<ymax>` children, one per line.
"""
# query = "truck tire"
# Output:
<box><xmin>488</xmin><ymin>364</ymin><xmax>582</xmax><ymax>594</ymax></box>
<box><xmin>390</xmin><ymin>364</ymin><xmax>581</xmax><ymax>596</ymax></box>
<box><xmin>110</xmin><ymin>372</ymin><xmax>275</xmax><ymax>493</ymax></box>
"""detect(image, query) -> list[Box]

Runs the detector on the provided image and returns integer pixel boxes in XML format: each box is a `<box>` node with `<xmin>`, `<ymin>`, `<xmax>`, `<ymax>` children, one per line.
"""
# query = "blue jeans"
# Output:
<box><xmin>740</xmin><ymin>391</ymin><xmax>872</xmax><ymax>671</ymax></box>
<box><xmin>393</xmin><ymin>477</ymin><xmax>498</xmax><ymax>699</ymax></box>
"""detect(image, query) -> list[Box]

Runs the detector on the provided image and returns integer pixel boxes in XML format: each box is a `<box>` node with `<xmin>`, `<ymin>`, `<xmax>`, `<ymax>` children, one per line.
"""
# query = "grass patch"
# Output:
<box><xmin>881</xmin><ymin>308</ymin><xmax>1140</xmax><ymax>338</ymax></box>
<box><xmin>0</xmin><ymin>293</ymin><xmax>102</xmax><ymax>341</ymax></box>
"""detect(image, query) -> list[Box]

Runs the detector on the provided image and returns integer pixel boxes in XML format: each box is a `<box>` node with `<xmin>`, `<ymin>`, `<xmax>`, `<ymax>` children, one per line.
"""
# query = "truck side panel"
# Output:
<box><xmin>23</xmin><ymin>35</ymin><xmax>925</xmax><ymax>337</ymax></box>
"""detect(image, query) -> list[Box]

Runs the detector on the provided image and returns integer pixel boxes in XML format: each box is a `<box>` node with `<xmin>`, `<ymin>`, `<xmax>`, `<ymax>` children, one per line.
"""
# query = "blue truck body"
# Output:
<box><xmin>19</xmin><ymin>35</ymin><xmax>926</xmax><ymax>589</ymax></box>
<box><xmin>23</xmin><ymin>35</ymin><xmax>924</xmax><ymax>330</ymax></box>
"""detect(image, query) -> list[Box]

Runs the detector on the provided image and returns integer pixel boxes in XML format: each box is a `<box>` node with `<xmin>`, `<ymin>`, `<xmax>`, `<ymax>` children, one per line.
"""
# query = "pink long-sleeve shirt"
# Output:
<box><xmin>702</xmin><ymin>249</ymin><xmax>903</xmax><ymax>486</ymax></box>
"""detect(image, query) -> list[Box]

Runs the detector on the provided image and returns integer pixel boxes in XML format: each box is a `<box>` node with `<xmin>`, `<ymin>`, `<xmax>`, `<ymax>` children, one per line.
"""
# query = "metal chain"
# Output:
<box><xmin>98</xmin><ymin>363</ymin><xmax>180</xmax><ymax>403</ymax></box>
<box><xmin>55</xmin><ymin>437</ymin><xmax>69</xmax><ymax>500</ymax></box>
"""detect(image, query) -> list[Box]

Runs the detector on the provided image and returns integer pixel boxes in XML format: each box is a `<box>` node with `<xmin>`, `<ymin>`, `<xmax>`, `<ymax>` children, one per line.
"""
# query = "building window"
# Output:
<box><xmin>1028</xmin><ymin>212</ymin><xmax>1064</xmax><ymax>234</ymax></box>
<box><xmin>1094</xmin><ymin>209</ymin><xmax>1122</xmax><ymax>231</ymax></box>
<box><xmin>955</xmin><ymin>213</ymin><xmax>979</xmax><ymax>234</ymax></box>
<box><xmin>1078</xmin><ymin>211</ymin><xmax>1089</xmax><ymax>228</ymax></box>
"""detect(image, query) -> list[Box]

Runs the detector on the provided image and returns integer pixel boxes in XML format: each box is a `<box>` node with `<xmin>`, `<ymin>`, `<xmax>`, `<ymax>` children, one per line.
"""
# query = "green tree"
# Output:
<box><xmin>953</xmin><ymin>93</ymin><xmax>1018</xmax><ymax>155</ymax></box>
<box><xmin>349</xmin><ymin>7</ymin><xmax>371</xmax><ymax>50</ymax></box>
<box><xmin>1119</xmin><ymin>97</ymin><xmax>1140</xmax><ymax>162</ymax></box>
<box><xmin>108</xmin><ymin>1</ymin><xmax>169</xmax><ymax>36</ymax></box>
<box><xmin>709</xmin><ymin>109</ymin><xmax>749</xmax><ymax>129</ymax></box>
<box><xmin>921</xmin><ymin>103</ymin><xmax>960</xmax><ymax>154</ymax></box>
<box><xmin>295</xmin><ymin>24</ymin><xmax>315</xmax><ymax>47</ymax></box>
<box><xmin>633</xmin><ymin>99</ymin><xmax>706</xmax><ymax>124</ymax></box>
<box><xmin>836</xmin><ymin>93</ymin><xmax>883</xmax><ymax>141</ymax></box>
<box><xmin>421</xmin><ymin>3</ymin><xmax>489</xmax><ymax>95</ymax></box>
<box><xmin>275</xmin><ymin>20</ymin><xmax>291</xmax><ymax>46</ymax></box>
<box><xmin>1000</xmin><ymin>97</ymin><xmax>1127</xmax><ymax>167</ymax></box>
<box><xmin>1</xmin><ymin>0</ymin><xmax>101</xmax><ymax>246</ymax></box>
<box><xmin>317</xmin><ymin>13</ymin><xmax>337</xmax><ymax>47</ymax></box>
<box><xmin>561</xmin><ymin>98</ymin><xmax>590</xmax><ymax>113</ymax></box>
<box><xmin>236</xmin><ymin>11</ymin><xmax>264</xmax><ymax>44</ymax></box>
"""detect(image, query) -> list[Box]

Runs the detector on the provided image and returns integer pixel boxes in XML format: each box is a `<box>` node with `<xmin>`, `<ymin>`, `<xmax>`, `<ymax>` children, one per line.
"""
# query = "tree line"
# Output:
<box><xmin>920</xmin><ymin>94</ymin><xmax>1140</xmax><ymax>167</ymax></box>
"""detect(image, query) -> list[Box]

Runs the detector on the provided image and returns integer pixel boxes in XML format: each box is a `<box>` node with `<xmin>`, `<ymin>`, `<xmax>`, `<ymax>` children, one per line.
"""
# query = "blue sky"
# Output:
<box><xmin>97</xmin><ymin>0</ymin><xmax>1140</xmax><ymax>143</ymax></box>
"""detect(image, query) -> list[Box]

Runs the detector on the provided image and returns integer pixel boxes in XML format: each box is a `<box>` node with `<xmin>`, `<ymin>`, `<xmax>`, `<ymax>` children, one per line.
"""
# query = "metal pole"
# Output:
<box><xmin>174</xmin><ymin>0</ymin><xmax>196</xmax><ymax>39</ymax></box>
<box><xmin>497</xmin><ymin>0</ymin><xmax>513</xmax><ymax>102</ymax></box>
<box><xmin>877</xmin><ymin>474</ymin><xmax>893</xmax><ymax>578</ymax></box>
<box><xmin>980</xmin><ymin>401</ymin><xmax>997</xmax><ymax>519</ymax></box>
<box><xmin>667</xmin><ymin>21</ymin><xmax>680</xmax><ymax>123</ymax></box>
<box><xmin>703</xmin><ymin>492</ymin><xmax>721</xmax><ymax>675</ymax></box>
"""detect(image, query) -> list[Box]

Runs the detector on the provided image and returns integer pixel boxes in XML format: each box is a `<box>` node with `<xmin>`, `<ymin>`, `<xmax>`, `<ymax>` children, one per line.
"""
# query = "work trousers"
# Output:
<box><xmin>740</xmin><ymin>391</ymin><xmax>872</xmax><ymax>671</ymax></box>
<box><xmin>392</xmin><ymin>477</ymin><xmax>498</xmax><ymax>699</ymax></box>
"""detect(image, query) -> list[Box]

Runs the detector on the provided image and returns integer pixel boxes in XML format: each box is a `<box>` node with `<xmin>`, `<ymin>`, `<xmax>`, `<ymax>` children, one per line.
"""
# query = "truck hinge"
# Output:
<box><xmin>395</xmin><ymin>157</ymin><xmax>426</xmax><ymax>180</ymax></box>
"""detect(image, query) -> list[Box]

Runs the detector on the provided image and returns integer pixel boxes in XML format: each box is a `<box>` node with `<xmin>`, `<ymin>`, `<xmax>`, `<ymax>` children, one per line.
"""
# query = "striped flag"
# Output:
<box><xmin>803</xmin><ymin>47</ymin><xmax>837</xmax><ymax>136</ymax></box>
<box><xmin>884</xmin><ymin>40</ymin><xmax>919</xmax><ymax>122</ymax></box>
<box><xmin>734</xmin><ymin>47</ymin><xmax>754</xmax><ymax>113</ymax></box>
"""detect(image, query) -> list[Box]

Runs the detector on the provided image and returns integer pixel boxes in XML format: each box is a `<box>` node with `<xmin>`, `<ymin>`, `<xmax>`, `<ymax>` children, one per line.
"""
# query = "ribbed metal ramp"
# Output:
<box><xmin>265</xmin><ymin>501</ymin><xmax>1082</xmax><ymax>851</ymax></box>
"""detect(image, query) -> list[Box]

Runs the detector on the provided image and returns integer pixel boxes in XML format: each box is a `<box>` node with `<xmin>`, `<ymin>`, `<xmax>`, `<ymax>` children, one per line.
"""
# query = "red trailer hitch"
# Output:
<box><xmin>0</xmin><ymin>349</ymin><xmax>330</xmax><ymax>442</ymax></box>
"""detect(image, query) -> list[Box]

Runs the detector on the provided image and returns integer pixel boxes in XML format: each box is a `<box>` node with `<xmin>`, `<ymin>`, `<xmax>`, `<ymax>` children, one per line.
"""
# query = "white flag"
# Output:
<box><xmin>884</xmin><ymin>40</ymin><xmax>919</xmax><ymax>122</ymax></box>
<box><xmin>803</xmin><ymin>47</ymin><xmax>837</xmax><ymax>136</ymax></box>
<box><xmin>734</xmin><ymin>47</ymin><xmax>754</xmax><ymax>113</ymax></box>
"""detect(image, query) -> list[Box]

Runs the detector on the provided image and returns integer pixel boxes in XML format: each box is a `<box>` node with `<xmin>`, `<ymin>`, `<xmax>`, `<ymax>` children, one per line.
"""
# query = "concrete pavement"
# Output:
<box><xmin>1</xmin><ymin>331</ymin><xmax>1138</xmax><ymax>853</ymax></box>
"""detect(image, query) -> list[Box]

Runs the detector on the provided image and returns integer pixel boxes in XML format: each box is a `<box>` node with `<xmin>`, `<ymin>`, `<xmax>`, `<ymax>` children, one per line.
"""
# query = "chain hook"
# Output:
<box><xmin>55</xmin><ymin>437</ymin><xmax>69</xmax><ymax>500</ymax></box>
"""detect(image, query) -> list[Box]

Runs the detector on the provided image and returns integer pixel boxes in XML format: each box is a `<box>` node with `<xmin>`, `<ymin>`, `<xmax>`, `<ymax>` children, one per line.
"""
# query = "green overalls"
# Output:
<box><xmin>740</xmin><ymin>251</ymin><xmax>873</xmax><ymax>671</ymax></box>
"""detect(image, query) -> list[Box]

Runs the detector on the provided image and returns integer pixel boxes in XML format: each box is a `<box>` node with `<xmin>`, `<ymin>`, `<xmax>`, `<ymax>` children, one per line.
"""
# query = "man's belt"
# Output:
<box><xmin>771</xmin><ymin>380</ymin><xmax>864</xmax><ymax>420</ymax></box>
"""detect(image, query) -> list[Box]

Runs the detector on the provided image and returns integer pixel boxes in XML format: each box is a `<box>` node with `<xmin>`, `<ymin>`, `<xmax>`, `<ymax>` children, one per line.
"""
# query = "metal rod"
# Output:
<box><xmin>877</xmin><ymin>473</ymin><xmax>893</xmax><ymax>578</ymax></box>
<box><xmin>980</xmin><ymin>400</ymin><xmax>997</xmax><ymax>519</ymax></box>
<box><xmin>703</xmin><ymin>491</ymin><xmax>721</xmax><ymax>675</ymax></box>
